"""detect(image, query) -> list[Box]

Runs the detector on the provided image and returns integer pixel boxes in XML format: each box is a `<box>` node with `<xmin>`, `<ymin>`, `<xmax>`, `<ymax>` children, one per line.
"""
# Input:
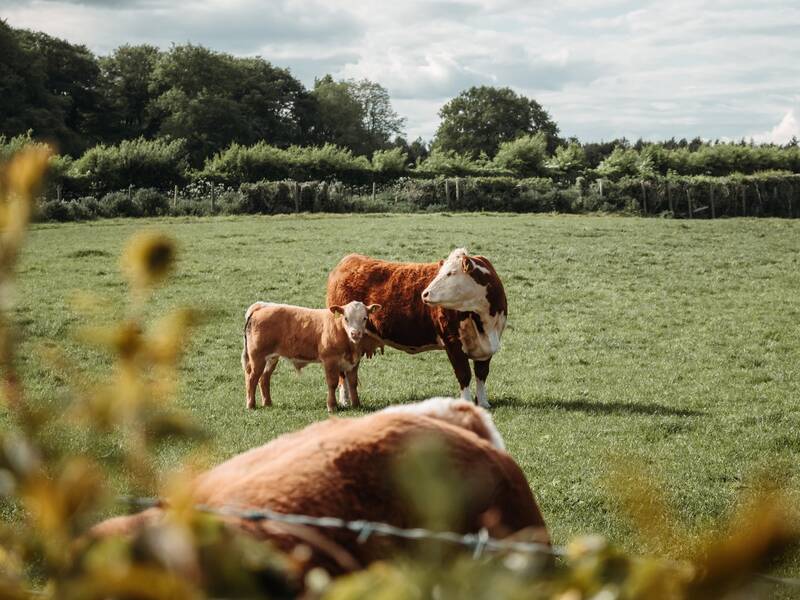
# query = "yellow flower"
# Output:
<box><xmin>121</xmin><ymin>231</ymin><xmax>176</xmax><ymax>289</ymax></box>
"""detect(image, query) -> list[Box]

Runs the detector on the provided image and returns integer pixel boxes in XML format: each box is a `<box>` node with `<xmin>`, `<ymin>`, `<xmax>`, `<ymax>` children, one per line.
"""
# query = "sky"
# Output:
<box><xmin>3</xmin><ymin>0</ymin><xmax>800</xmax><ymax>144</ymax></box>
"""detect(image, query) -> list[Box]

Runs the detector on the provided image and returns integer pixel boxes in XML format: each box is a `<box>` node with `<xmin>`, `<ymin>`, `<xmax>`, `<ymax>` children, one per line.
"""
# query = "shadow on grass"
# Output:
<box><xmin>527</xmin><ymin>397</ymin><xmax>704</xmax><ymax>417</ymax></box>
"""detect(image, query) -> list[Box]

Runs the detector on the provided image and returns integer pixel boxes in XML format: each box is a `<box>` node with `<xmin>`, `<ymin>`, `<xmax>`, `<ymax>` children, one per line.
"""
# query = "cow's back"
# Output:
<box><xmin>90</xmin><ymin>410</ymin><xmax>549</xmax><ymax>577</ymax></box>
<box><xmin>192</xmin><ymin>412</ymin><xmax>548</xmax><ymax>562</ymax></box>
<box><xmin>326</xmin><ymin>254</ymin><xmax>442</xmax><ymax>350</ymax></box>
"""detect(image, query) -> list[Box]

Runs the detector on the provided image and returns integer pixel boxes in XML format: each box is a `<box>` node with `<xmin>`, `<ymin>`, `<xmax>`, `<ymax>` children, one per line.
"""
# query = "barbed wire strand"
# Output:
<box><xmin>119</xmin><ymin>496</ymin><xmax>800</xmax><ymax>588</ymax></box>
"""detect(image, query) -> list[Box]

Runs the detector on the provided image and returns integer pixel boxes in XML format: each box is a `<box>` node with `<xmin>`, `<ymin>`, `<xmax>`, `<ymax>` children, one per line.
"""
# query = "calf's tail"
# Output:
<box><xmin>242</xmin><ymin>305</ymin><xmax>257</xmax><ymax>373</ymax></box>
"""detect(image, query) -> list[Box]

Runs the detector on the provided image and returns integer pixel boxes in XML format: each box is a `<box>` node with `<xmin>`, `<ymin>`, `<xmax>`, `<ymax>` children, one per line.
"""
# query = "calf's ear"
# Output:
<box><xmin>461</xmin><ymin>256</ymin><xmax>475</xmax><ymax>273</ymax></box>
<box><xmin>330</xmin><ymin>305</ymin><xmax>344</xmax><ymax>315</ymax></box>
<box><xmin>367</xmin><ymin>303</ymin><xmax>382</xmax><ymax>314</ymax></box>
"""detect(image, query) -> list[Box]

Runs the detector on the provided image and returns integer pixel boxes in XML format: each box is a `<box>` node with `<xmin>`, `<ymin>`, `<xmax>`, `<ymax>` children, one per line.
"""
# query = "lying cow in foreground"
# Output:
<box><xmin>326</xmin><ymin>248</ymin><xmax>507</xmax><ymax>408</ymax></box>
<box><xmin>92</xmin><ymin>398</ymin><xmax>548</xmax><ymax>579</ymax></box>
<box><xmin>242</xmin><ymin>300</ymin><xmax>380</xmax><ymax>411</ymax></box>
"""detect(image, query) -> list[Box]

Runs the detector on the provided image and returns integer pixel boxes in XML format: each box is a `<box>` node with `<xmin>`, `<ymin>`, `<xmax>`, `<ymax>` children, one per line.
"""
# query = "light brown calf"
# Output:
<box><xmin>242</xmin><ymin>300</ymin><xmax>380</xmax><ymax>411</ymax></box>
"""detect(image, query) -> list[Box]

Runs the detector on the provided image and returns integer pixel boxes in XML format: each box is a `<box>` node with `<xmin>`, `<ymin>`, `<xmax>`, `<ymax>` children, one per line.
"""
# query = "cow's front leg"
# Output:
<box><xmin>473</xmin><ymin>358</ymin><xmax>491</xmax><ymax>409</ymax></box>
<box><xmin>323</xmin><ymin>362</ymin><xmax>340</xmax><ymax>413</ymax></box>
<box><xmin>346</xmin><ymin>363</ymin><xmax>361</xmax><ymax>408</ymax></box>
<box><xmin>444</xmin><ymin>340</ymin><xmax>472</xmax><ymax>403</ymax></box>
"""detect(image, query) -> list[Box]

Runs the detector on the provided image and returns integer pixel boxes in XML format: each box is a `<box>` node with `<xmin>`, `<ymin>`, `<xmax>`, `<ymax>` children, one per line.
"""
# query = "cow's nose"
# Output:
<box><xmin>421</xmin><ymin>290</ymin><xmax>430</xmax><ymax>301</ymax></box>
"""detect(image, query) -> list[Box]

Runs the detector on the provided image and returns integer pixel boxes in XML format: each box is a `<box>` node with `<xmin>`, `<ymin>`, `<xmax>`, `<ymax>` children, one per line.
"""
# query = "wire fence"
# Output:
<box><xmin>120</xmin><ymin>496</ymin><xmax>800</xmax><ymax>588</ymax></box>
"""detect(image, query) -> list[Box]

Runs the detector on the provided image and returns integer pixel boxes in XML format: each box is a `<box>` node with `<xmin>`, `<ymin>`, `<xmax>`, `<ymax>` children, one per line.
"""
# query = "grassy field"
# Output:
<box><xmin>7</xmin><ymin>213</ymin><xmax>800</xmax><ymax>577</ymax></box>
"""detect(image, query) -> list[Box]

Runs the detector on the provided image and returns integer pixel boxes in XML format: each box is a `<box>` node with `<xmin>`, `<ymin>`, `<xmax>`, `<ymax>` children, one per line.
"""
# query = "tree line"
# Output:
<box><xmin>3</xmin><ymin>19</ymin><xmax>799</xmax><ymax>197</ymax></box>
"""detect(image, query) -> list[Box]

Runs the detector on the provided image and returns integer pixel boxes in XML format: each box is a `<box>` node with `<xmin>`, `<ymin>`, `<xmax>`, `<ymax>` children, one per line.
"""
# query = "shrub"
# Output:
<box><xmin>492</xmin><ymin>134</ymin><xmax>548</xmax><ymax>177</ymax></box>
<box><xmin>371</xmin><ymin>148</ymin><xmax>408</xmax><ymax>175</ymax></box>
<box><xmin>134</xmin><ymin>188</ymin><xmax>170</xmax><ymax>216</ymax></box>
<box><xmin>238</xmin><ymin>181</ymin><xmax>295</xmax><ymax>214</ymax></box>
<box><xmin>101</xmin><ymin>191</ymin><xmax>142</xmax><ymax>218</ymax></box>
<box><xmin>71</xmin><ymin>137</ymin><xmax>190</xmax><ymax>194</ymax></box>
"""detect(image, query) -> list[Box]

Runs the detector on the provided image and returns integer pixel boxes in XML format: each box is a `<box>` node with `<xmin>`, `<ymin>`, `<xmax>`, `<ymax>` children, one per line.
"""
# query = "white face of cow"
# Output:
<box><xmin>330</xmin><ymin>301</ymin><xmax>381</xmax><ymax>344</ymax></box>
<box><xmin>421</xmin><ymin>248</ymin><xmax>488</xmax><ymax>312</ymax></box>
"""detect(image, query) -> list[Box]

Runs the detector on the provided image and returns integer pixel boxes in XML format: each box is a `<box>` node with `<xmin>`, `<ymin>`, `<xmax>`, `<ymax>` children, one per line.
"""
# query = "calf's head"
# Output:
<box><xmin>421</xmin><ymin>248</ymin><xmax>488</xmax><ymax>312</ymax></box>
<box><xmin>330</xmin><ymin>301</ymin><xmax>381</xmax><ymax>344</ymax></box>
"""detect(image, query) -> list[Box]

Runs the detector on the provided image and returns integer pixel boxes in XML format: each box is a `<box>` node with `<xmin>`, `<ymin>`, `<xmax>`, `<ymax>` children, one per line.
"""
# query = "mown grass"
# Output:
<box><xmin>6</xmin><ymin>213</ymin><xmax>800</xmax><ymax>579</ymax></box>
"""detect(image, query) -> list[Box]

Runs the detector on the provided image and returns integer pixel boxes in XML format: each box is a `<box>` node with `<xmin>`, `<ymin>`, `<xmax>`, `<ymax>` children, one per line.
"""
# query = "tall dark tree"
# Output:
<box><xmin>15</xmin><ymin>28</ymin><xmax>104</xmax><ymax>153</ymax></box>
<box><xmin>0</xmin><ymin>21</ymin><xmax>105</xmax><ymax>154</ymax></box>
<box><xmin>433</xmin><ymin>86</ymin><xmax>560</xmax><ymax>158</ymax></box>
<box><xmin>148</xmin><ymin>44</ymin><xmax>315</xmax><ymax>162</ymax></box>
<box><xmin>99</xmin><ymin>44</ymin><xmax>161</xmax><ymax>140</ymax></box>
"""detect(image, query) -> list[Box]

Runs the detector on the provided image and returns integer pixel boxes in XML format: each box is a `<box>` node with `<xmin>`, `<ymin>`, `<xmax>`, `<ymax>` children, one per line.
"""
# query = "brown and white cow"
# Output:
<box><xmin>90</xmin><ymin>398</ymin><xmax>549</xmax><ymax>578</ymax></box>
<box><xmin>326</xmin><ymin>248</ymin><xmax>507</xmax><ymax>408</ymax></box>
<box><xmin>242</xmin><ymin>300</ymin><xmax>380</xmax><ymax>411</ymax></box>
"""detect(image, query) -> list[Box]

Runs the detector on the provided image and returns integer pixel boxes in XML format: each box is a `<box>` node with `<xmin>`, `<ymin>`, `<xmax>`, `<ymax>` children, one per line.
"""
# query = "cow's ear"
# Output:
<box><xmin>367</xmin><ymin>303</ymin><xmax>382</xmax><ymax>314</ymax></box>
<box><xmin>330</xmin><ymin>305</ymin><xmax>344</xmax><ymax>315</ymax></box>
<box><xmin>461</xmin><ymin>256</ymin><xmax>475</xmax><ymax>273</ymax></box>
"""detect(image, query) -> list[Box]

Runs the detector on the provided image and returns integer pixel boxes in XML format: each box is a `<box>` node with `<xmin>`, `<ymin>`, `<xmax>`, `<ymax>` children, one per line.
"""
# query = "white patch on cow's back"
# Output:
<box><xmin>382</xmin><ymin>397</ymin><xmax>505</xmax><ymax>450</ymax></box>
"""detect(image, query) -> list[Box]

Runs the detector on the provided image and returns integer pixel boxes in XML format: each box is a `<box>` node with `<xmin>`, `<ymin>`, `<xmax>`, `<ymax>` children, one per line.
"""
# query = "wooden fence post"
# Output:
<box><xmin>687</xmin><ymin>187</ymin><xmax>693</xmax><ymax>219</ymax></box>
<box><xmin>173</xmin><ymin>185</ymin><xmax>178</xmax><ymax>209</ymax></box>
<box><xmin>445</xmin><ymin>179</ymin><xmax>451</xmax><ymax>205</ymax></box>
<box><xmin>455</xmin><ymin>178</ymin><xmax>461</xmax><ymax>204</ymax></box>
<box><xmin>56</xmin><ymin>184</ymin><xmax>62</xmax><ymax>203</ymax></box>
<box><xmin>293</xmin><ymin>181</ymin><xmax>300</xmax><ymax>212</ymax></box>
<box><xmin>128</xmin><ymin>184</ymin><xmax>133</xmax><ymax>202</ymax></box>
<box><xmin>210</xmin><ymin>186</ymin><xmax>216</xmax><ymax>212</ymax></box>
<box><xmin>372</xmin><ymin>181</ymin><xmax>376</xmax><ymax>204</ymax></box>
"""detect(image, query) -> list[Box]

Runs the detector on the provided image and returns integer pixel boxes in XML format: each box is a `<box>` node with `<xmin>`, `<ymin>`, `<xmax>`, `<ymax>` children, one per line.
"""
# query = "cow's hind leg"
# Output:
<box><xmin>259</xmin><ymin>356</ymin><xmax>279</xmax><ymax>407</ymax></box>
<box><xmin>473</xmin><ymin>358</ymin><xmax>491</xmax><ymax>409</ymax></box>
<box><xmin>246</xmin><ymin>354</ymin><xmax>266</xmax><ymax>410</ymax></box>
<box><xmin>337</xmin><ymin>372</ymin><xmax>351</xmax><ymax>407</ymax></box>
<box><xmin>444</xmin><ymin>340</ymin><xmax>473</xmax><ymax>403</ymax></box>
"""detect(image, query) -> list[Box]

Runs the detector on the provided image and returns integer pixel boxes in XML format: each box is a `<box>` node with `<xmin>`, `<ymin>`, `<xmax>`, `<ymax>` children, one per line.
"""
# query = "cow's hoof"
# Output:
<box><xmin>247</xmin><ymin>403</ymin><xmax>256</xmax><ymax>410</ymax></box>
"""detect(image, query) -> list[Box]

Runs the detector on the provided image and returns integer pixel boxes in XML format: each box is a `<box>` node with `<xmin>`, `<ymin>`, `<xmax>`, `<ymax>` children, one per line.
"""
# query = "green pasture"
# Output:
<box><xmin>8</xmin><ymin>213</ymin><xmax>800</xmax><ymax>578</ymax></box>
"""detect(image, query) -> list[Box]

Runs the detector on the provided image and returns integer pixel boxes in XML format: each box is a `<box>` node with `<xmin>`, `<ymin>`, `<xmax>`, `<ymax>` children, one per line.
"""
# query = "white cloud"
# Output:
<box><xmin>4</xmin><ymin>0</ymin><xmax>800</xmax><ymax>142</ymax></box>
<box><xmin>751</xmin><ymin>110</ymin><xmax>800</xmax><ymax>144</ymax></box>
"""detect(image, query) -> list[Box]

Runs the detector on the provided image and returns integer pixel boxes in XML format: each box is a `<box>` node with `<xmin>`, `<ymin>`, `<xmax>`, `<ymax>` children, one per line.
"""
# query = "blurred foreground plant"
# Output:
<box><xmin>0</xmin><ymin>144</ymin><xmax>797</xmax><ymax>599</ymax></box>
<box><xmin>0</xmin><ymin>146</ymin><xmax>299</xmax><ymax>598</ymax></box>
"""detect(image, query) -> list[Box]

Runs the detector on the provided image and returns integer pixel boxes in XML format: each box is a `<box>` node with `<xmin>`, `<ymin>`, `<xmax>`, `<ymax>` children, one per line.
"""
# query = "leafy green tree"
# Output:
<box><xmin>99</xmin><ymin>45</ymin><xmax>161</xmax><ymax>140</ymax></box>
<box><xmin>311</xmin><ymin>75</ymin><xmax>367</xmax><ymax>153</ymax></box>
<box><xmin>15</xmin><ymin>28</ymin><xmax>104</xmax><ymax>153</ymax></box>
<box><xmin>149</xmin><ymin>44</ymin><xmax>314</xmax><ymax>162</ymax></box>
<box><xmin>434</xmin><ymin>86</ymin><xmax>560</xmax><ymax>158</ymax></box>
<box><xmin>492</xmin><ymin>133</ymin><xmax>548</xmax><ymax>177</ymax></box>
<box><xmin>349</xmin><ymin>79</ymin><xmax>406</xmax><ymax>151</ymax></box>
<box><xmin>312</xmin><ymin>76</ymin><xmax>405</xmax><ymax>156</ymax></box>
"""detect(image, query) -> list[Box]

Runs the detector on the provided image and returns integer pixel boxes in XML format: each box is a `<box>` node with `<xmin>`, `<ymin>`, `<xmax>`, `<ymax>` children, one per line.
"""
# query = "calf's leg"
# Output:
<box><xmin>346</xmin><ymin>363</ymin><xmax>361</xmax><ymax>408</ymax></box>
<box><xmin>323</xmin><ymin>362</ymin><xmax>340</xmax><ymax>413</ymax></box>
<box><xmin>473</xmin><ymin>358</ymin><xmax>491</xmax><ymax>409</ymax></box>
<box><xmin>444</xmin><ymin>340</ymin><xmax>473</xmax><ymax>403</ymax></box>
<box><xmin>259</xmin><ymin>356</ymin><xmax>279</xmax><ymax>407</ymax></box>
